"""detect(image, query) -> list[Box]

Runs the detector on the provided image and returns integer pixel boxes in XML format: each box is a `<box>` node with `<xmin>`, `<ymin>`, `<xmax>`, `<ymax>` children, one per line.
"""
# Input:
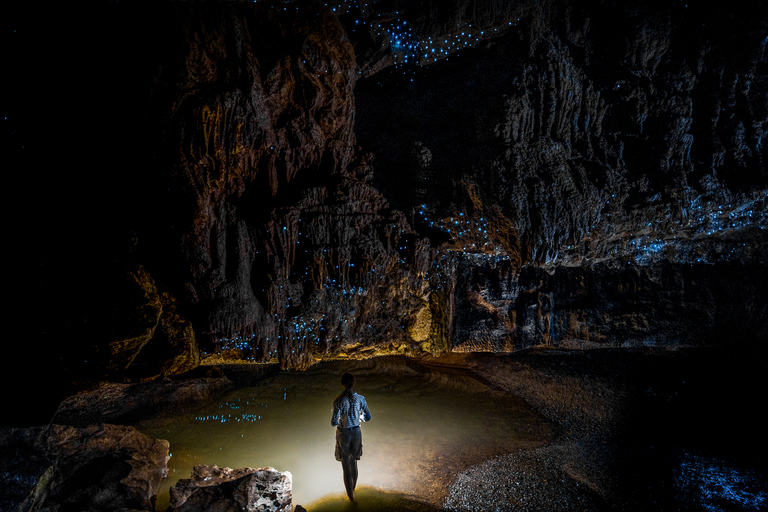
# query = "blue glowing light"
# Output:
<box><xmin>674</xmin><ymin>453</ymin><xmax>767</xmax><ymax>511</ymax></box>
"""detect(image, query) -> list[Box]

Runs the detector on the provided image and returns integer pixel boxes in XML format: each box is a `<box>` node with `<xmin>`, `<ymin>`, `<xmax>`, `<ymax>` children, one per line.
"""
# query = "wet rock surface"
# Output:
<box><xmin>169</xmin><ymin>464</ymin><xmax>292</xmax><ymax>512</ymax></box>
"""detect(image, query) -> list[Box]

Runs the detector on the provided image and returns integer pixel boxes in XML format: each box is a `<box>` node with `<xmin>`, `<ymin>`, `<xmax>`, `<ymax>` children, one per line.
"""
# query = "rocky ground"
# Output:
<box><xmin>2</xmin><ymin>347</ymin><xmax>766</xmax><ymax>511</ymax></box>
<box><xmin>429</xmin><ymin>348</ymin><xmax>768</xmax><ymax>511</ymax></box>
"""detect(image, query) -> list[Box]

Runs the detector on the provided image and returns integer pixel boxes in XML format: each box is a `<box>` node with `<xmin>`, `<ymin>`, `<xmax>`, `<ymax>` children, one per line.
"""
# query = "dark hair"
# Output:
<box><xmin>341</xmin><ymin>372</ymin><xmax>355</xmax><ymax>390</ymax></box>
<box><xmin>337</xmin><ymin>373</ymin><xmax>356</xmax><ymax>402</ymax></box>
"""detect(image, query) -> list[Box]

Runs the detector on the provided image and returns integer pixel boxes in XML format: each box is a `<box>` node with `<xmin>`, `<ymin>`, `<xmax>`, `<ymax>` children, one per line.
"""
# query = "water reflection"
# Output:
<box><xmin>135</xmin><ymin>362</ymin><xmax>551</xmax><ymax>509</ymax></box>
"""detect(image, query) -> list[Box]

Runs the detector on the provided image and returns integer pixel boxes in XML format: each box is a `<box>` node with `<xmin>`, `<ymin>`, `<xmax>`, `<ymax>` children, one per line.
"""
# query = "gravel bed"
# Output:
<box><xmin>444</xmin><ymin>443</ymin><xmax>606</xmax><ymax>512</ymax></box>
<box><xmin>431</xmin><ymin>347</ymin><xmax>768</xmax><ymax>512</ymax></box>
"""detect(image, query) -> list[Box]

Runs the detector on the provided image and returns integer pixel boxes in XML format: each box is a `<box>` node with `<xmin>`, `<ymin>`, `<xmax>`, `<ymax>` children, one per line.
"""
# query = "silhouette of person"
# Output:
<box><xmin>331</xmin><ymin>372</ymin><xmax>371</xmax><ymax>501</ymax></box>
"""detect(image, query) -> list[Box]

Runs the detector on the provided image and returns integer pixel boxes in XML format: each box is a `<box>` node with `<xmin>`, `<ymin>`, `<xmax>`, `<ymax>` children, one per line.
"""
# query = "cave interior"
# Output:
<box><xmin>3</xmin><ymin>0</ymin><xmax>768</xmax><ymax>510</ymax></box>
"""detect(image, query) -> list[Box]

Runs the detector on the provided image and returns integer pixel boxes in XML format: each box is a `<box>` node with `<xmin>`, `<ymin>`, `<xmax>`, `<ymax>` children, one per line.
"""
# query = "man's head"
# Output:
<box><xmin>341</xmin><ymin>372</ymin><xmax>355</xmax><ymax>390</ymax></box>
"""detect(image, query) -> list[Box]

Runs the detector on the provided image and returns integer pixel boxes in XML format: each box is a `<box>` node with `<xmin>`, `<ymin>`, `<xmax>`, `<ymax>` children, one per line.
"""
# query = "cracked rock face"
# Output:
<box><xmin>169</xmin><ymin>464</ymin><xmax>292</xmax><ymax>512</ymax></box>
<box><xmin>10</xmin><ymin>0</ymin><xmax>768</xmax><ymax>385</ymax></box>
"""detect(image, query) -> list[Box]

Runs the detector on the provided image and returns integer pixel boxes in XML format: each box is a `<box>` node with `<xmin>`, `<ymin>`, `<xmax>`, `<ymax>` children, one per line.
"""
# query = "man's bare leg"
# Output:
<box><xmin>342</xmin><ymin>456</ymin><xmax>358</xmax><ymax>501</ymax></box>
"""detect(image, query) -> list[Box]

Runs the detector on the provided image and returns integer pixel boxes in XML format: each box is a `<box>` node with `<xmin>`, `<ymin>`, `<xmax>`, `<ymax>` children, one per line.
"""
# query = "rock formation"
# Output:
<box><xmin>0</xmin><ymin>427</ymin><xmax>49</xmax><ymax>511</ymax></box>
<box><xmin>50</xmin><ymin>371</ymin><xmax>234</xmax><ymax>427</ymax></box>
<box><xmin>169</xmin><ymin>464</ymin><xmax>293</xmax><ymax>512</ymax></box>
<box><xmin>8</xmin><ymin>0</ymin><xmax>767</xmax><ymax>392</ymax></box>
<box><xmin>19</xmin><ymin>424</ymin><xmax>169</xmax><ymax>512</ymax></box>
<box><xmin>165</xmin><ymin>0</ymin><xmax>768</xmax><ymax>362</ymax></box>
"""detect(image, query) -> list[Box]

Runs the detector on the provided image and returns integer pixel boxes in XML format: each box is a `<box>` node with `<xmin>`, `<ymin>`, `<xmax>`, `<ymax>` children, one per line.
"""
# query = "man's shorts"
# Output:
<box><xmin>335</xmin><ymin>426</ymin><xmax>363</xmax><ymax>461</ymax></box>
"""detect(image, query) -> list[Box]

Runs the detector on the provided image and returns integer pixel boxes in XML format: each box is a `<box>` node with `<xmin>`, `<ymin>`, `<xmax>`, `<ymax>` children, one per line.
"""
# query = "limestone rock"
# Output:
<box><xmin>50</xmin><ymin>373</ymin><xmax>233</xmax><ymax>427</ymax></box>
<box><xmin>170</xmin><ymin>464</ymin><xmax>292</xmax><ymax>512</ymax></box>
<box><xmin>20</xmin><ymin>424</ymin><xmax>169</xmax><ymax>512</ymax></box>
<box><xmin>452</xmin><ymin>257</ymin><xmax>768</xmax><ymax>351</ymax></box>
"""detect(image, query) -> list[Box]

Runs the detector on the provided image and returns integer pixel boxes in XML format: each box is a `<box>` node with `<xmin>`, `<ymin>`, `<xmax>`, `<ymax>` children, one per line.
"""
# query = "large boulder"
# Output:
<box><xmin>20</xmin><ymin>424</ymin><xmax>169</xmax><ymax>512</ymax></box>
<box><xmin>170</xmin><ymin>464</ymin><xmax>293</xmax><ymax>512</ymax></box>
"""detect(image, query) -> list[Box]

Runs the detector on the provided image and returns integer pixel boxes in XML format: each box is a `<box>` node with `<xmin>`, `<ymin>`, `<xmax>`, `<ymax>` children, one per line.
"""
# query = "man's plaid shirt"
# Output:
<box><xmin>331</xmin><ymin>392</ymin><xmax>371</xmax><ymax>429</ymax></box>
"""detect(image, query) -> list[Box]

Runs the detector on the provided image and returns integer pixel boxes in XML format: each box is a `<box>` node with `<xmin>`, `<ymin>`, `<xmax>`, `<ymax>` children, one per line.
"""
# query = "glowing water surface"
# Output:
<box><xmin>135</xmin><ymin>362</ymin><xmax>552</xmax><ymax>510</ymax></box>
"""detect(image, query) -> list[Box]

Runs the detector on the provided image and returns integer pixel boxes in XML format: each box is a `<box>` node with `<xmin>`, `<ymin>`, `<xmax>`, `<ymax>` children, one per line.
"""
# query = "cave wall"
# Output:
<box><xmin>452</xmin><ymin>257</ymin><xmax>768</xmax><ymax>353</ymax></box>
<box><xmin>351</xmin><ymin>0</ymin><xmax>768</xmax><ymax>354</ymax></box>
<box><xmin>8</xmin><ymin>0</ymin><xmax>767</xmax><ymax>396</ymax></box>
<box><xmin>149</xmin><ymin>2</ymin><xmax>462</xmax><ymax>368</ymax></box>
<box><xmin>178</xmin><ymin>0</ymin><xmax>767</xmax><ymax>362</ymax></box>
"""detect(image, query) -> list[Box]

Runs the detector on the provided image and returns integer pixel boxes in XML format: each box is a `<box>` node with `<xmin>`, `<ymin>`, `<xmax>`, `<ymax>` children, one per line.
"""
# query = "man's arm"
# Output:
<box><xmin>331</xmin><ymin>400</ymin><xmax>341</xmax><ymax>427</ymax></box>
<box><xmin>361</xmin><ymin>397</ymin><xmax>371</xmax><ymax>422</ymax></box>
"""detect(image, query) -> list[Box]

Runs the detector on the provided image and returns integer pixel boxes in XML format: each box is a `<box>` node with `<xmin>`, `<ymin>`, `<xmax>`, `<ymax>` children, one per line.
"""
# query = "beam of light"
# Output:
<box><xmin>135</xmin><ymin>369</ymin><xmax>550</xmax><ymax>510</ymax></box>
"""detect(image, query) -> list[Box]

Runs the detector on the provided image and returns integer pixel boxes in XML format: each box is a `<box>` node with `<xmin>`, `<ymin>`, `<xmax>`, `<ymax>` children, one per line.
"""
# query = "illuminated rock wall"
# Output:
<box><xmin>145</xmin><ymin>2</ymin><xmax>461</xmax><ymax>367</ymax></box>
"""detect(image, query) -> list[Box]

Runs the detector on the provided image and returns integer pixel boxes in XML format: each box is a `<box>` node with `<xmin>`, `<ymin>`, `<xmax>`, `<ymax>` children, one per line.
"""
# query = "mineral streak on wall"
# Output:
<box><xmin>9</xmin><ymin>0</ymin><xmax>768</xmax><ymax>388</ymax></box>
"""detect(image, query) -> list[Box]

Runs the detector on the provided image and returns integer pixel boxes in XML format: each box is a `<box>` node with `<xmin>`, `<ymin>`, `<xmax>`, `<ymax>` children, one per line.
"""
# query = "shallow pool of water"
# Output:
<box><xmin>135</xmin><ymin>361</ymin><xmax>552</xmax><ymax>509</ymax></box>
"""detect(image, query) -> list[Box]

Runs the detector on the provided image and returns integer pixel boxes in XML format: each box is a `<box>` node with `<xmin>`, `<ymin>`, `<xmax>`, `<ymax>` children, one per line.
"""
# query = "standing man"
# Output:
<box><xmin>331</xmin><ymin>372</ymin><xmax>371</xmax><ymax>502</ymax></box>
